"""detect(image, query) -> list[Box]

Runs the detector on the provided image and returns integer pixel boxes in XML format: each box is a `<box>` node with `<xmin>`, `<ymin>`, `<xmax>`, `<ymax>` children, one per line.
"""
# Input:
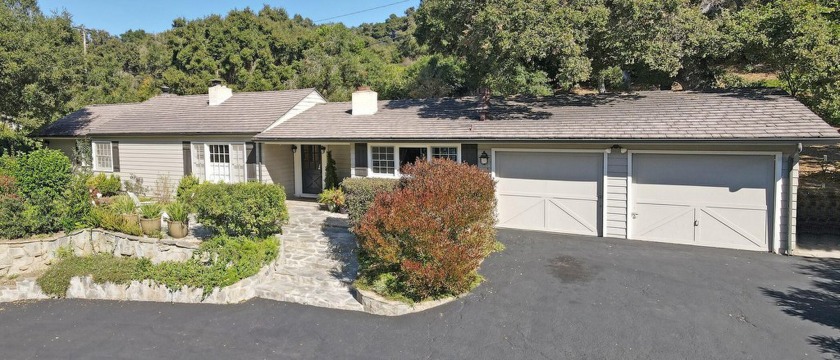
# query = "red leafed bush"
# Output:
<box><xmin>356</xmin><ymin>159</ymin><xmax>496</xmax><ymax>301</ymax></box>
<box><xmin>0</xmin><ymin>175</ymin><xmax>15</xmax><ymax>195</ymax></box>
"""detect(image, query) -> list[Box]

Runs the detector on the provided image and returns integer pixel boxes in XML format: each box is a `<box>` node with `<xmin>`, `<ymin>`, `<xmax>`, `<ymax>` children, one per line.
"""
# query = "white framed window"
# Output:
<box><xmin>371</xmin><ymin>146</ymin><xmax>396</xmax><ymax>175</ymax></box>
<box><xmin>368</xmin><ymin>144</ymin><xmax>461</xmax><ymax>178</ymax></box>
<box><xmin>92</xmin><ymin>141</ymin><xmax>113</xmax><ymax>172</ymax></box>
<box><xmin>431</xmin><ymin>147</ymin><xmax>458</xmax><ymax>161</ymax></box>
<box><xmin>202</xmin><ymin>142</ymin><xmax>247</xmax><ymax>183</ymax></box>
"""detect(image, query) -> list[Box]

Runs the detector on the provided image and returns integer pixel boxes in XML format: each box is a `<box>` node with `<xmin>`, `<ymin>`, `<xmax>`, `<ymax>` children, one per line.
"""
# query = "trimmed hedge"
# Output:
<box><xmin>341</xmin><ymin>177</ymin><xmax>399</xmax><ymax>227</ymax></box>
<box><xmin>355</xmin><ymin>159</ymin><xmax>497</xmax><ymax>301</ymax></box>
<box><xmin>192</xmin><ymin>182</ymin><xmax>288</xmax><ymax>237</ymax></box>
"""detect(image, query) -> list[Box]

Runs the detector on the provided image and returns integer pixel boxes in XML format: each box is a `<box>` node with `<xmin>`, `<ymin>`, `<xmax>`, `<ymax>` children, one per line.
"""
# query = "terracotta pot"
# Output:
<box><xmin>122</xmin><ymin>214</ymin><xmax>139</xmax><ymax>226</ymax></box>
<box><xmin>168</xmin><ymin>221</ymin><xmax>189</xmax><ymax>239</ymax></box>
<box><xmin>140</xmin><ymin>217</ymin><xmax>161</xmax><ymax>236</ymax></box>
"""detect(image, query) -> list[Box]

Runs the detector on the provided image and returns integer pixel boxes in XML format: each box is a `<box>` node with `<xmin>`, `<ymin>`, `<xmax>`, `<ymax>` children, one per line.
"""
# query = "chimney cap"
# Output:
<box><xmin>356</xmin><ymin>86</ymin><xmax>372</xmax><ymax>92</ymax></box>
<box><xmin>160</xmin><ymin>85</ymin><xmax>170</xmax><ymax>94</ymax></box>
<box><xmin>210</xmin><ymin>79</ymin><xmax>224</xmax><ymax>87</ymax></box>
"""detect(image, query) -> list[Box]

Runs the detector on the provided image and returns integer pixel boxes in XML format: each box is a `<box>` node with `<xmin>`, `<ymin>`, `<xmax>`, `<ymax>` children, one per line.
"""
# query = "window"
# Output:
<box><xmin>431</xmin><ymin>147</ymin><xmax>458</xmax><ymax>161</ymax></box>
<box><xmin>93</xmin><ymin>141</ymin><xmax>113</xmax><ymax>171</ymax></box>
<box><xmin>371</xmin><ymin>146</ymin><xmax>395</xmax><ymax>175</ymax></box>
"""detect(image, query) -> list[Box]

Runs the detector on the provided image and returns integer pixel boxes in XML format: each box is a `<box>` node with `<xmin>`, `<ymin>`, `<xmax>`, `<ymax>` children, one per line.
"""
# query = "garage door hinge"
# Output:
<box><xmin>694</xmin><ymin>220</ymin><xmax>699</xmax><ymax>227</ymax></box>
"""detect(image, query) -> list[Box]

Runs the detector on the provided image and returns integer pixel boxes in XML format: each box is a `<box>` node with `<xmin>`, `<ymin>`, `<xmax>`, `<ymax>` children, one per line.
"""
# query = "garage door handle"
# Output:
<box><xmin>694</xmin><ymin>220</ymin><xmax>699</xmax><ymax>227</ymax></box>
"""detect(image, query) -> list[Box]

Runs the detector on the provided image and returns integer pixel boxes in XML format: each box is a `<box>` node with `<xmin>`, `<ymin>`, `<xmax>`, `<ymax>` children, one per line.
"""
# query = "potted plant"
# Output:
<box><xmin>111</xmin><ymin>195</ymin><xmax>138</xmax><ymax>227</ymax></box>
<box><xmin>317</xmin><ymin>188</ymin><xmax>346</xmax><ymax>213</ymax></box>
<box><xmin>139</xmin><ymin>203</ymin><xmax>163</xmax><ymax>236</ymax></box>
<box><xmin>166</xmin><ymin>202</ymin><xmax>189</xmax><ymax>238</ymax></box>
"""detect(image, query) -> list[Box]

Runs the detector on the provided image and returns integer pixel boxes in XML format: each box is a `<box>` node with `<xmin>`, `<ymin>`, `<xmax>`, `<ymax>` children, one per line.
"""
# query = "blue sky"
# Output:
<box><xmin>37</xmin><ymin>0</ymin><xmax>421</xmax><ymax>35</ymax></box>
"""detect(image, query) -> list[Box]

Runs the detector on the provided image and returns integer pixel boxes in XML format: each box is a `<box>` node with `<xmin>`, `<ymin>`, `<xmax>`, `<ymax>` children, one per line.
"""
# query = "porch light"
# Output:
<box><xmin>291</xmin><ymin>145</ymin><xmax>297</xmax><ymax>153</ymax></box>
<box><xmin>479</xmin><ymin>151</ymin><xmax>489</xmax><ymax>165</ymax></box>
<box><xmin>320</xmin><ymin>146</ymin><xmax>326</xmax><ymax>154</ymax></box>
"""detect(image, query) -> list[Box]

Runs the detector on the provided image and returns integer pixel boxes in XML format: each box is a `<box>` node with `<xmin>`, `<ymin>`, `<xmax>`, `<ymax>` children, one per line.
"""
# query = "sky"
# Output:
<box><xmin>37</xmin><ymin>0</ymin><xmax>421</xmax><ymax>35</ymax></box>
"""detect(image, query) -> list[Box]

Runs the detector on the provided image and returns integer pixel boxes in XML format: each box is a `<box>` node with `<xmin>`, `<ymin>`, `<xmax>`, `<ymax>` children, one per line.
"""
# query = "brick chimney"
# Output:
<box><xmin>208</xmin><ymin>79</ymin><xmax>232</xmax><ymax>106</ymax></box>
<box><xmin>352</xmin><ymin>86</ymin><xmax>378</xmax><ymax>116</ymax></box>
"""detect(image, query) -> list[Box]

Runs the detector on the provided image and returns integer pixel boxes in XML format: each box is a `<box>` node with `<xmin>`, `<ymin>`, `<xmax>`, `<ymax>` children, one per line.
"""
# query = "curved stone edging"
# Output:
<box><xmin>351</xmin><ymin>287</ymin><xmax>460</xmax><ymax>316</ymax></box>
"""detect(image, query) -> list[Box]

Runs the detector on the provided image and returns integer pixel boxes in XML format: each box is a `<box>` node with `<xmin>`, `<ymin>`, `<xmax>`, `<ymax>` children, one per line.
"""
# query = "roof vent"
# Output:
<box><xmin>352</xmin><ymin>86</ymin><xmax>378</xmax><ymax>116</ymax></box>
<box><xmin>208</xmin><ymin>80</ymin><xmax>232</xmax><ymax>106</ymax></box>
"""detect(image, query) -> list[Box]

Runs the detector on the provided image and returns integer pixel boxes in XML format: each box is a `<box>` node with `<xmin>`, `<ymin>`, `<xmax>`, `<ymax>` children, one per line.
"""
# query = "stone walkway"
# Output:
<box><xmin>255</xmin><ymin>200</ymin><xmax>363</xmax><ymax>311</ymax></box>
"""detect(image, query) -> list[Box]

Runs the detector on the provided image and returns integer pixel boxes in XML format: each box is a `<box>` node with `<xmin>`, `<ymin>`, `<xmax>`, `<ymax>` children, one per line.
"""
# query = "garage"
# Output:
<box><xmin>494</xmin><ymin>150</ymin><xmax>603</xmax><ymax>236</ymax></box>
<box><xmin>629</xmin><ymin>153</ymin><xmax>777</xmax><ymax>251</ymax></box>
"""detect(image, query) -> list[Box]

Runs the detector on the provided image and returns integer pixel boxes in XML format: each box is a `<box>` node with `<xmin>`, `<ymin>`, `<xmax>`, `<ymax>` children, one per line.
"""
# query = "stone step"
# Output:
<box><xmin>255</xmin><ymin>281</ymin><xmax>363</xmax><ymax>311</ymax></box>
<box><xmin>271</xmin><ymin>268</ymin><xmax>356</xmax><ymax>286</ymax></box>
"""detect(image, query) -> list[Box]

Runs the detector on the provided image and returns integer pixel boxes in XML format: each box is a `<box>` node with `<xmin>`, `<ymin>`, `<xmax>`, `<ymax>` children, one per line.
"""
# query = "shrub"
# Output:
<box><xmin>324</xmin><ymin>150</ymin><xmax>339</xmax><ymax>189</ymax></box>
<box><xmin>152</xmin><ymin>173</ymin><xmax>174</xmax><ymax>204</ymax></box>
<box><xmin>175</xmin><ymin>175</ymin><xmax>200</xmax><ymax>208</ymax></box>
<box><xmin>192</xmin><ymin>182</ymin><xmax>288</xmax><ymax>237</ymax></box>
<box><xmin>91</xmin><ymin>206</ymin><xmax>142</xmax><ymax>236</ymax></box>
<box><xmin>140</xmin><ymin>203</ymin><xmax>163</xmax><ymax>219</ymax></box>
<box><xmin>0</xmin><ymin>193</ymin><xmax>27</xmax><ymax>239</ymax></box>
<box><xmin>167</xmin><ymin>202</ymin><xmax>189</xmax><ymax>223</ymax></box>
<box><xmin>86</xmin><ymin>173</ymin><xmax>121</xmax><ymax>196</ymax></box>
<box><xmin>123</xmin><ymin>173</ymin><xmax>146</xmax><ymax>194</ymax></box>
<box><xmin>341</xmin><ymin>177</ymin><xmax>399</xmax><ymax>227</ymax></box>
<box><xmin>59</xmin><ymin>173</ymin><xmax>95</xmax><ymax>232</ymax></box>
<box><xmin>317</xmin><ymin>188</ymin><xmax>346</xmax><ymax>213</ymax></box>
<box><xmin>37</xmin><ymin>252</ymin><xmax>147</xmax><ymax>297</ymax></box>
<box><xmin>11</xmin><ymin>149</ymin><xmax>72</xmax><ymax>234</ymax></box>
<box><xmin>355</xmin><ymin>159</ymin><xmax>497</xmax><ymax>301</ymax></box>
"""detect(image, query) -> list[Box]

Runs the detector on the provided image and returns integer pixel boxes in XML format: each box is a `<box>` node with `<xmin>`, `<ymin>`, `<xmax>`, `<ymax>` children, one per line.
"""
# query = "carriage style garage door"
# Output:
<box><xmin>629</xmin><ymin>153</ymin><xmax>775</xmax><ymax>251</ymax></box>
<box><xmin>495</xmin><ymin>150</ymin><xmax>603</xmax><ymax>236</ymax></box>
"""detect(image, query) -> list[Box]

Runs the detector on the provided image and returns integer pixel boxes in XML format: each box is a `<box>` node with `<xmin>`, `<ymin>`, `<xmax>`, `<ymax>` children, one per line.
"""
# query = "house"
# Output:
<box><xmin>42</xmin><ymin>84</ymin><xmax>840</xmax><ymax>254</ymax></box>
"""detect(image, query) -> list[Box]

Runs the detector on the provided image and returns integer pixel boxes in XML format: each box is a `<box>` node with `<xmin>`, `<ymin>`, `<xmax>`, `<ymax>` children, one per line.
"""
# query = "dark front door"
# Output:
<box><xmin>301</xmin><ymin>145</ymin><xmax>322</xmax><ymax>194</ymax></box>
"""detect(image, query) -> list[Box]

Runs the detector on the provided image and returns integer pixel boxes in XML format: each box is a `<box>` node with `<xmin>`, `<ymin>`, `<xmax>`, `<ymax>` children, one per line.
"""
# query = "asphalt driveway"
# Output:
<box><xmin>1</xmin><ymin>229</ymin><xmax>838</xmax><ymax>359</ymax></box>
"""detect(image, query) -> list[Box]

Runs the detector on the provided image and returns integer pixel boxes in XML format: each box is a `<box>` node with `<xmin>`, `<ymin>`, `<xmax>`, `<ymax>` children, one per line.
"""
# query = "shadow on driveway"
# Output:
<box><xmin>762</xmin><ymin>258</ymin><xmax>840</xmax><ymax>358</ymax></box>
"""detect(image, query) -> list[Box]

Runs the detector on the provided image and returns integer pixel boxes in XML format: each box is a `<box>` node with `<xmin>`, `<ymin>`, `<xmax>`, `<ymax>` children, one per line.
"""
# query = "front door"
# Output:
<box><xmin>301</xmin><ymin>145</ymin><xmax>323</xmax><ymax>194</ymax></box>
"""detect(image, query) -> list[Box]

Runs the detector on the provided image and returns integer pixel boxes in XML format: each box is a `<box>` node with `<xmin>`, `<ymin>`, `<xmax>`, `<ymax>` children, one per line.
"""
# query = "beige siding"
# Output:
<box><xmin>48</xmin><ymin>139</ymin><xmax>76</xmax><ymax>160</ymax></box>
<box><xmin>328</xmin><ymin>145</ymin><xmax>351</xmax><ymax>182</ymax></box>
<box><xmin>261</xmin><ymin>143</ymin><xmax>295</xmax><ymax>196</ymax></box>
<box><xmin>606</xmin><ymin>152</ymin><xmax>628</xmax><ymax>238</ymax></box>
<box><xmin>97</xmin><ymin>139</ymin><xmax>183</xmax><ymax>195</ymax></box>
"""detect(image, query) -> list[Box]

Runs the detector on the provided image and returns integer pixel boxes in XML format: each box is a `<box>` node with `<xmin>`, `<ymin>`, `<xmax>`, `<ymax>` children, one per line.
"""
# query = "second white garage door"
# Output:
<box><xmin>495</xmin><ymin>150</ymin><xmax>603</xmax><ymax>236</ymax></box>
<box><xmin>630</xmin><ymin>153</ymin><xmax>776</xmax><ymax>251</ymax></box>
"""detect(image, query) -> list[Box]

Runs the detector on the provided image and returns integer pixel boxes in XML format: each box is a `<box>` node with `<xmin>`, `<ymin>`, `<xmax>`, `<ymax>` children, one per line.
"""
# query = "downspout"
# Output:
<box><xmin>785</xmin><ymin>143</ymin><xmax>803</xmax><ymax>255</ymax></box>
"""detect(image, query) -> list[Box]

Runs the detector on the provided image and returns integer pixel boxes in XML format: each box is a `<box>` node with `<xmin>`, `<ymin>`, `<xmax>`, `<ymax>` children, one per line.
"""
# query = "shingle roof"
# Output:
<box><xmin>40</xmin><ymin>103</ymin><xmax>139</xmax><ymax>137</ymax></box>
<box><xmin>43</xmin><ymin>88</ymin><xmax>318</xmax><ymax>137</ymax></box>
<box><xmin>255</xmin><ymin>90</ymin><xmax>840</xmax><ymax>141</ymax></box>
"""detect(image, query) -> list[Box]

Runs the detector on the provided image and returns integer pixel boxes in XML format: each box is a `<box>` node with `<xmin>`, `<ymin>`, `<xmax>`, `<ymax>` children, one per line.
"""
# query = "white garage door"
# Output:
<box><xmin>630</xmin><ymin>154</ymin><xmax>775</xmax><ymax>251</ymax></box>
<box><xmin>495</xmin><ymin>151</ymin><xmax>603</xmax><ymax>236</ymax></box>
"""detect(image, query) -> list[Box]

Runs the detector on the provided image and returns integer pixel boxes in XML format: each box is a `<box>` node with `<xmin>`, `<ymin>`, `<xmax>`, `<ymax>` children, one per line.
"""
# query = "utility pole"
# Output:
<box><xmin>73</xmin><ymin>26</ymin><xmax>87</xmax><ymax>55</ymax></box>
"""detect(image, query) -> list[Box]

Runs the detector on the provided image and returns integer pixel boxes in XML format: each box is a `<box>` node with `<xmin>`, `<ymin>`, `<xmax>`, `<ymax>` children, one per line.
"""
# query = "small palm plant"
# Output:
<box><xmin>139</xmin><ymin>203</ymin><xmax>163</xmax><ymax>236</ymax></box>
<box><xmin>166</xmin><ymin>202</ymin><xmax>190</xmax><ymax>238</ymax></box>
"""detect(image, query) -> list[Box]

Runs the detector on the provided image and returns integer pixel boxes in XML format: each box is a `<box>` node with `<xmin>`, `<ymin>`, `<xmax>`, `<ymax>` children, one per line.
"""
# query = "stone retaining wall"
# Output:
<box><xmin>0</xmin><ymin>229</ymin><xmax>199</xmax><ymax>278</ymax></box>
<box><xmin>798</xmin><ymin>189</ymin><xmax>840</xmax><ymax>235</ymax></box>
<box><xmin>352</xmin><ymin>288</ymin><xmax>458</xmax><ymax>316</ymax></box>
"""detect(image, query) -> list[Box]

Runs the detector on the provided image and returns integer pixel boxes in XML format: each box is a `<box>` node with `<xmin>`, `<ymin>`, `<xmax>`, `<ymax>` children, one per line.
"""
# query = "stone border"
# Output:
<box><xmin>352</xmin><ymin>287</ymin><xmax>460</xmax><ymax>316</ymax></box>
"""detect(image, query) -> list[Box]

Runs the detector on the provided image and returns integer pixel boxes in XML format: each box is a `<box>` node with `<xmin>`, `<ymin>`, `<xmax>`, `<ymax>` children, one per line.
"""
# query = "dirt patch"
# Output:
<box><xmin>547</xmin><ymin>255</ymin><xmax>596</xmax><ymax>283</ymax></box>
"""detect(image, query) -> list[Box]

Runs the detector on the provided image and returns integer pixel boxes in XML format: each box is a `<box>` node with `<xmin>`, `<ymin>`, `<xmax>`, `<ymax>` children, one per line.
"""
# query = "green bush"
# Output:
<box><xmin>0</xmin><ymin>192</ymin><xmax>27</xmax><ymax>239</ymax></box>
<box><xmin>340</xmin><ymin>177</ymin><xmax>399</xmax><ymax>227</ymax></box>
<box><xmin>37</xmin><ymin>235</ymin><xmax>279</xmax><ymax>298</ymax></box>
<box><xmin>192</xmin><ymin>182</ymin><xmax>288</xmax><ymax>237</ymax></box>
<box><xmin>11</xmin><ymin>149</ymin><xmax>72</xmax><ymax>234</ymax></box>
<box><xmin>110</xmin><ymin>195</ymin><xmax>136</xmax><ymax>215</ymax></box>
<box><xmin>59</xmin><ymin>173</ymin><xmax>95</xmax><ymax>232</ymax></box>
<box><xmin>317</xmin><ymin>188</ymin><xmax>346</xmax><ymax>213</ymax></box>
<box><xmin>90</xmin><ymin>206</ymin><xmax>142</xmax><ymax>236</ymax></box>
<box><xmin>175</xmin><ymin>175</ymin><xmax>200</xmax><ymax>208</ymax></box>
<box><xmin>355</xmin><ymin>159</ymin><xmax>497</xmax><ymax>301</ymax></box>
<box><xmin>324</xmin><ymin>150</ymin><xmax>339</xmax><ymax>190</ymax></box>
<box><xmin>86</xmin><ymin>173</ymin><xmax>121</xmax><ymax>196</ymax></box>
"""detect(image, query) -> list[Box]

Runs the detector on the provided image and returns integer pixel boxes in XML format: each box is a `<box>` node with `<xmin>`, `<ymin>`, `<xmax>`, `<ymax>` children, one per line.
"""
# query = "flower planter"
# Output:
<box><xmin>167</xmin><ymin>221</ymin><xmax>189</xmax><ymax>239</ymax></box>
<box><xmin>139</xmin><ymin>217</ymin><xmax>161</xmax><ymax>236</ymax></box>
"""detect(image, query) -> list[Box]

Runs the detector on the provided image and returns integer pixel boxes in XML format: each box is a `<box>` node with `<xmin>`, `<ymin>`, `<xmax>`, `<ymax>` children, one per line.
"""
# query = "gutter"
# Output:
<box><xmin>785</xmin><ymin>142</ymin><xmax>804</xmax><ymax>255</ymax></box>
<box><xmin>251</xmin><ymin>137</ymin><xmax>840</xmax><ymax>145</ymax></box>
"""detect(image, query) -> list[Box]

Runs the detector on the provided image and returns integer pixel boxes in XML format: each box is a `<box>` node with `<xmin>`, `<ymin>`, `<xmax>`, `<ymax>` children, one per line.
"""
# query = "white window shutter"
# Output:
<box><xmin>192</xmin><ymin>143</ymin><xmax>206</xmax><ymax>181</ymax></box>
<box><xmin>230</xmin><ymin>143</ymin><xmax>246</xmax><ymax>183</ymax></box>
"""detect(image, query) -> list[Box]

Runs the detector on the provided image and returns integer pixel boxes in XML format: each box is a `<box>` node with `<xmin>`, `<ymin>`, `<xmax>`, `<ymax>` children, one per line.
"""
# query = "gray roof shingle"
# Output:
<box><xmin>43</xmin><ymin>88</ymin><xmax>317</xmax><ymax>137</ymax></box>
<box><xmin>40</xmin><ymin>103</ymin><xmax>139</xmax><ymax>137</ymax></box>
<box><xmin>255</xmin><ymin>90</ymin><xmax>840</xmax><ymax>141</ymax></box>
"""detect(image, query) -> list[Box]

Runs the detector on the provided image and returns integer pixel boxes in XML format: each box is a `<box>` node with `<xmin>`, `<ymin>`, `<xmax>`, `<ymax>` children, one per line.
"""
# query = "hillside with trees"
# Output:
<box><xmin>1</xmin><ymin>0</ymin><xmax>838</xmax><ymax>153</ymax></box>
